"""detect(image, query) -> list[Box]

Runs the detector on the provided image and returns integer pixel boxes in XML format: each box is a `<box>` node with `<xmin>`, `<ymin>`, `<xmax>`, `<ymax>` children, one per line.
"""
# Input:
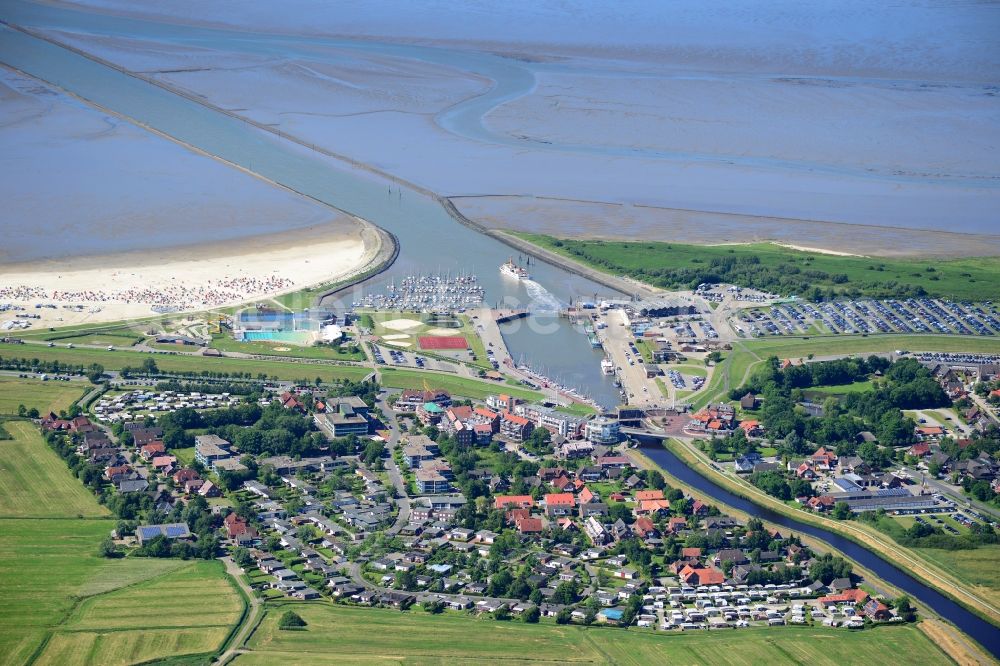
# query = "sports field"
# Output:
<box><xmin>238</xmin><ymin>604</ymin><xmax>949</xmax><ymax>665</ymax></box>
<box><xmin>0</xmin><ymin>421</ymin><xmax>108</xmax><ymax>518</ymax></box>
<box><xmin>0</xmin><ymin>376</ymin><xmax>88</xmax><ymax>415</ymax></box>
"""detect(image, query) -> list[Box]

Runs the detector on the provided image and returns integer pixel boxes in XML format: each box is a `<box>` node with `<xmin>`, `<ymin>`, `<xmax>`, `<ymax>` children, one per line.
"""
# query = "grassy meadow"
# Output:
<box><xmin>380</xmin><ymin>367</ymin><xmax>542</xmax><ymax>402</ymax></box>
<box><xmin>0</xmin><ymin>343</ymin><xmax>371</xmax><ymax>383</ymax></box>
<box><xmin>239</xmin><ymin>603</ymin><xmax>950</xmax><ymax>665</ymax></box>
<box><xmin>33</xmin><ymin>560</ymin><xmax>242</xmax><ymax>666</ymax></box>
<box><xmin>516</xmin><ymin>233</ymin><xmax>1000</xmax><ymax>301</ymax></box>
<box><xmin>0</xmin><ymin>376</ymin><xmax>89</xmax><ymax>416</ymax></box>
<box><xmin>0</xmin><ymin>421</ymin><xmax>108</xmax><ymax>518</ymax></box>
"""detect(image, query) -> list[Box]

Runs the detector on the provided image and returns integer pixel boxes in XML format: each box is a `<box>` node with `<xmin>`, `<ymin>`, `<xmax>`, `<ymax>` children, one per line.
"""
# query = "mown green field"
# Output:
<box><xmin>0</xmin><ymin>343</ymin><xmax>371</xmax><ymax>383</ymax></box>
<box><xmin>0</xmin><ymin>421</ymin><xmax>109</xmax><ymax>518</ymax></box>
<box><xmin>806</xmin><ymin>380</ymin><xmax>876</xmax><ymax>396</ymax></box>
<box><xmin>207</xmin><ymin>333</ymin><xmax>365</xmax><ymax>361</ymax></box>
<box><xmin>380</xmin><ymin>368</ymin><xmax>542</xmax><ymax>401</ymax></box>
<box><xmin>516</xmin><ymin>233</ymin><xmax>1000</xmax><ymax>301</ymax></box>
<box><xmin>0</xmin><ymin>376</ymin><xmax>88</xmax><ymax>415</ymax></box>
<box><xmin>239</xmin><ymin>603</ymin><xmax>949</xmax><ymax>666</ymax></box>
<box><xmin>0</xmin><ymin>421</ymin><xmax>242</xmax><ymax>666</ymax></box>
<box><xmin>33</xmin><ymin>560</ymin><xmax>242</xmax><ymax>666</ymax></box>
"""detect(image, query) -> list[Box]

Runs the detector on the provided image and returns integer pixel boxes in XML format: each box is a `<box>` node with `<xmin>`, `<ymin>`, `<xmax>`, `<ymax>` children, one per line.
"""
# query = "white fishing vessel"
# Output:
<box><xmin>500</xmin><ymin>257</ymin><xmax>530</xmax><ymax>280</ymax></box>
<box><xmin>601</xmin><ymin>358</ymin><xmax>615</xmax><ymax>375</ymax></box>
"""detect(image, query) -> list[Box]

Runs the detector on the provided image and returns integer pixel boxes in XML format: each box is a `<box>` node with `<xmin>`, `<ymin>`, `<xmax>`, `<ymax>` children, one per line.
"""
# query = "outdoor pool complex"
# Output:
<box><xmin>241</xmin><ymin>330</ymin><xmax>315</xmax><ymax>345</ymax></box>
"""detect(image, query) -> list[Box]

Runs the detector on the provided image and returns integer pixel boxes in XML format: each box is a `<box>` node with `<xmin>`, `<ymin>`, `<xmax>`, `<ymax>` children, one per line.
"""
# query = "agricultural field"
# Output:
<box><xmin>0</xmin><ymin>375</ymin><xmax>89</xmax><ymax>416</ymax></box>
<box><xmin>0</xmin><ymin>420</ymin><xmax>242</xmax><ymax>666</ymax></box>
<box><xmin>380</xmin><ymin>368</ymin><xmax>542</xmax><ymax>402</ymax></box>
<box><xmin>239</xmin><ymin>604</ymin><xmax>949</xmax><ymax>666</ymax></box>
<box><xmin>0</xmin><ymin>343</ymin><xmax>371</xmax><ymax>383</ymax></box>
<box><xmin>0</xmin><ymin>518</ymin><xmax>113</xmax><ymax>664</ymax></box>
<box><xmin>515</xmin><ymin>233</ymin><xmax>1000</xmax><ymax>302</ymax></box>
<box><xmin>33</xmin><ymin>560</ymin><xmax>242</xmax><ymax>666</ymax></box>
<box><xmin>0</xmin><ymin>421</ymin><xmax>108</xmax><ymax>518</ymax></box>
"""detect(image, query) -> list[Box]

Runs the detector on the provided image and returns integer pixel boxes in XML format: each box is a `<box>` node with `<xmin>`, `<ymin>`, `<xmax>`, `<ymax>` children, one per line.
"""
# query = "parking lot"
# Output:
<box><xmin>737</xmin><ymin>298</ymin><xmax>1000</xmax><ymax>338</ymax></box>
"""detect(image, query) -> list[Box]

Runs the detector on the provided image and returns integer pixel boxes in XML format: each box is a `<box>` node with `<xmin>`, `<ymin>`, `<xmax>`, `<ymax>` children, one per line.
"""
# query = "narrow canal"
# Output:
<box><xmin>640</xmin><ymin>440</ymin><xmax>1000</xmax><ymax>658</ymax></box>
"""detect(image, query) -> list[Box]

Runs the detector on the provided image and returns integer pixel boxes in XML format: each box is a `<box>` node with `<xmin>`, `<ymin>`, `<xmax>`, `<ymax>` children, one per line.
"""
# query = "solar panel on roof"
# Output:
<box><xmin>165</xmin><ymin>525</ymin><xmax>188</xmax><ymax>537</ymax></box>
<box><xmin>875</xmin><ymin>488</ymin><xmax>910</xmax><ymax>497</ymax></box>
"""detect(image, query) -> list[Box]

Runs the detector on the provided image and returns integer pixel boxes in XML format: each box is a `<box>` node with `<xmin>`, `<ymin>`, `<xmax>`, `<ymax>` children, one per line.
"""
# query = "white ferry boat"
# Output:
<box><xmin>500</xmin><ymin>257</ymin><xmax>530</xmax><ymax>280</ymax></box>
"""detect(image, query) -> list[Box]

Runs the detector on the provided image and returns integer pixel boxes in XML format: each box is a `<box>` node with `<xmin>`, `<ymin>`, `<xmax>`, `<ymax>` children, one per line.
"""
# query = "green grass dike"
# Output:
<box><xmin>514</xmin><ymin>233</ymin><xmax>1000</xmax><ymax>302</ymax></box>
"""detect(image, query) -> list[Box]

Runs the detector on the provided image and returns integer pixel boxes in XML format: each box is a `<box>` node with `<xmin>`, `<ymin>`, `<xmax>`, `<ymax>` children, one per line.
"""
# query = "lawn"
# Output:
<box><xmin>173</xmin><ymin>446</ymin><xmax>196</xmax><ymax>466</ymax></box>
<box><xmin>555</xmin><ymin>402</ymin><xmax>599</xmax><ymax>417</ymax></box>
<box><xmin>806</xmin><ymin>379</ymin><xmax>875</xmax><ymax>396</ymax></box>
<box><xmin>670</xmin><ymin>364</ymin><xmax>708</xmax><ymax>378</ymax></box>
<box><xmin>0</xmin><ymin>421</ymin><xmax>109</xmax><ymax>518</ymax></box>
<box><xmin>239</xmin><ymin>603</ymin><xmax>949</xmax><ymax>665</ymax></box>
<box><xmin>207</xmin><ymin>333</ymin><xmax>365</xmax><ymax>362</ymax></box>
<box><xmin>0</xmin><ymin>343</ymin><xmax>371</xmax><ymax>383</ymax></box>
<box><xmin>0</xmin><ymin>376</ymin><xmax>89</xmax><ymax>416</ymax></box>
<box><xmin>515</xmin><ymin>233</ymin><xmax>1000</xmax><ymax>301</ymax></box>
<box><xmin>380</xmin><ymin>368</ymin><xmax>542</xmax><ymax>401</ymax></box>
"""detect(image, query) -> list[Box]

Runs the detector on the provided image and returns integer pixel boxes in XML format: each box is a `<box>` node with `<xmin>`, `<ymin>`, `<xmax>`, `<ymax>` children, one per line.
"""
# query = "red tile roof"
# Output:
<box><xmin>544</xmin><ymin>493</ymin><xmax>575</xmax><ymax>507</ymax></box>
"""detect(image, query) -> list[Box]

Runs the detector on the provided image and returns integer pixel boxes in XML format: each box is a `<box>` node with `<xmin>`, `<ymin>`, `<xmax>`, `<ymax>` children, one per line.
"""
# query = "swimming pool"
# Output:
<box><xmin>241</xmin><ymin>330</ymin><xmax>314</xmax><ymax>345</ymax></box>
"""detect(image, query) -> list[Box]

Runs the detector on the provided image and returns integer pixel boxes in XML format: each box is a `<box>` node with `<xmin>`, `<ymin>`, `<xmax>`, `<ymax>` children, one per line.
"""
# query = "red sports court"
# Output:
<box><xmin>418</xmin><ymin>336</ymin><xmax>468</xmax><ymax>350</ymax></box>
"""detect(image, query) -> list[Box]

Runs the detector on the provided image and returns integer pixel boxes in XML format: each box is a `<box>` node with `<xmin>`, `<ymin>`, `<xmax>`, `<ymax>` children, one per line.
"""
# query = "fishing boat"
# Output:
<box><xmin>500</xmin><ymin>257</ymin><xmax>530</xmax><ymax>280</ymax></box>
<box><xmin>601</xmin><ymin>358</ymin><xmax>615</xmax><ymax>375</ymax></box>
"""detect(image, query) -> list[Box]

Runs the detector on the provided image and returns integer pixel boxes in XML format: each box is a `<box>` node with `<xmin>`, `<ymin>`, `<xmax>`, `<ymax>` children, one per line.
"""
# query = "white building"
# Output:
<box><xmin>585</xmin><ymin>417</ymin><xmax>620</xmax><ymax>445</ymax></box>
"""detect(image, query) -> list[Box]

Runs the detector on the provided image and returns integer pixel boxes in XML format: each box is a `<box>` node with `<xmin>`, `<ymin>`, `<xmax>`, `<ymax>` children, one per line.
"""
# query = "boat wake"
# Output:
<box><xmin>522</xmin><ymin>279</ymin><xmax>562</xmax><ymax>313</ymax></box>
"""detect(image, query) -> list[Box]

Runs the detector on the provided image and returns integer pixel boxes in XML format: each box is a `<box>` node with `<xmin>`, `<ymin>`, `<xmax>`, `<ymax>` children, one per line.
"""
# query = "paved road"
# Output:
<box><xmin>215</xmin><ymin>556</ymin><xmax>263</xmax><ymax>666</ymax></box>
<box><xmin>602</xmin><ymin>309</ymin><xmax>662</xmax><ymax>407</ymax></box>
<box><xmin>375</xmin><ymin>393</ymin><xmax>411</xmax><ymax>534</ymax></box>
<box><xmin>896</xmin><ymin>463</ymin><xmax>1000</xmax><ymax>522</ymax></box>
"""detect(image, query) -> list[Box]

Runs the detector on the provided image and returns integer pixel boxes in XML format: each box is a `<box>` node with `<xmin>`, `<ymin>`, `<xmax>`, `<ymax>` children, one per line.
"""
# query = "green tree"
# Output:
<box><xmin>98</xmin><ymin>535</ymin><xmax>119</xmax><ymax>558</ymax></box>
<box><xmin>278</xmin><ymin>610</ymin><xmax>307</xmax><ymax>629</ymax></box>
<box><xmin>831</xmin><ymin>502</ymin><xmax>852</xmax><ymax>520</ymax></box>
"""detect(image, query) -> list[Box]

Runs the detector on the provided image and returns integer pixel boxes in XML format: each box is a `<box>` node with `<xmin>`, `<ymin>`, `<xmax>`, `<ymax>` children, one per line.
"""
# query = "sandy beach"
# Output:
<box><xmin>0</xmin><ymin>221</ymin><xmax>383</xmax><ymax>327</ymax></box>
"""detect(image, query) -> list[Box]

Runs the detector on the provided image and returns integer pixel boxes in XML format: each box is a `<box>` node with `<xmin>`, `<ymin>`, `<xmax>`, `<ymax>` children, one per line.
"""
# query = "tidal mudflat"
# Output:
<box><xmin>12</xmin><ymin>0</ymin><xmax>996</xmax><ymax>255</ymax></box>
